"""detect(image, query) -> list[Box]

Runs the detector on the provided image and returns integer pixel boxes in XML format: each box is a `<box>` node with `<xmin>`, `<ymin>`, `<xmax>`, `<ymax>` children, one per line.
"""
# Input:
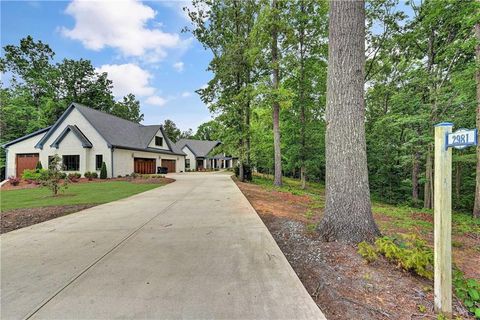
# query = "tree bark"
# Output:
<box><xmin>317</xmin><ymin>0</ymin><xmax>380</xmax><ymax>243</ymax></box>
<box><xmin>271</xmin><ymin>0</ymin><xmax>282</xmax><ymax>187</ymax></box>
<box><xmin>424</xmin><ymin>149</ymin><xmax>434</xmax><ymax>209</ymax></box>
<box><xmin>299</xmin><ymin>0</ymin><xmax>307</xmax><ymax>190</ymax></box>
<box><xmin>474</xmin><ymin>15</ymin><xmax>480</xmax><ymax>218</ymax></box>
<box><xmin>412</xmin><ymin>151</ymin><xmax>420</xmax><ymax>206</ymax></box>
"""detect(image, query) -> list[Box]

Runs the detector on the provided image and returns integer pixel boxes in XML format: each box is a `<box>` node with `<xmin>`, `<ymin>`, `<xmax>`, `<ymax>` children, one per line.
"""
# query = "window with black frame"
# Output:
<box><xmin>96</xmin><ymin>154</ymin><xmax>103</xmax><ymax>170</ymax></box>
<box><xmin>62</xmin><ymin>155</ymin><xmax>80</xmax><ymax>171</ymax></box>
<box><xmin>155</xmin><ymin>136</ymin><xmax>163</xmax><ymax>146</ymax></box>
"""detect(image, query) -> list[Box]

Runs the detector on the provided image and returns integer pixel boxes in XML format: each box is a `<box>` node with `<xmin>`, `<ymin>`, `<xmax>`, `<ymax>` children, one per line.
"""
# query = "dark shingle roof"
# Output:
<box><xmin>34</xmin><ymin>103</ymin><xmax>185</xmax><ymax>155</ymax></box>
<box><xmin>175</xmin><ymin>139</ymin><xmax>221</xmax><ymax>157</ymax></box>
<box><xmin>2</xmin><ymin>126</ymin><xmax>51</xmax><ymax>148</ymax></box>
<box><xmin>50</xmin><ymin>125</ymin><xmax>93</xmax><ymax>148</ymax></box>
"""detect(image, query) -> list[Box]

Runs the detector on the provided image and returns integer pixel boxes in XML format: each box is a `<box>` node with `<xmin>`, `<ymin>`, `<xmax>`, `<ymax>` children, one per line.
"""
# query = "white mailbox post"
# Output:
<box><xmin>434</xmin><ymin>123</ymin><xmax>477</xmax><ymax>316</ymax></box>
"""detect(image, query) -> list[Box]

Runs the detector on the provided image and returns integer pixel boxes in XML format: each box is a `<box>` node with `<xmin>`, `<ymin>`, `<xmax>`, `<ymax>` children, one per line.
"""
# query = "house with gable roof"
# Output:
<box><xmin>3</xmin><ymin>103</ymin><xmax>186</xmax><ymax>178</ymax></box>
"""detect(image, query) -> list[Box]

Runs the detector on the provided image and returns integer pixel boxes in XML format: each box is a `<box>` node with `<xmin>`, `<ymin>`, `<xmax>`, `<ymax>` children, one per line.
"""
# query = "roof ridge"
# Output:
<box><xmin>73</xmin><ymin>102</ymin><xmax>145</xmax><ymax>127</ymax></box>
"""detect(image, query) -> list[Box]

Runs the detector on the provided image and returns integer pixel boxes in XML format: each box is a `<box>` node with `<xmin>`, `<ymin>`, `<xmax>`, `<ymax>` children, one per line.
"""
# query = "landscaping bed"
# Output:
<box><xmin>1</xmin><ymin>204</ymin><xmax>94</xmax><ymax>234</ymax></box>
<box><xmin>234</xmin><ymin>176</ymin><xmax>477</xmax><ymax>319</ymax></box>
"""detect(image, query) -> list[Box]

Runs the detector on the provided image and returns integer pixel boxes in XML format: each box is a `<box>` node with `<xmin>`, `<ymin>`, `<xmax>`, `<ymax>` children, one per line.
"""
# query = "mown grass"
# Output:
<box><xmin>250</xmin><ymin>173</ymin><xmax>480</xmax><ymax>236</ymax></box>
<box><xmin>1</xmin><ymin>181</ymin><xmax>165</xmax><ymax>211</ymax></box>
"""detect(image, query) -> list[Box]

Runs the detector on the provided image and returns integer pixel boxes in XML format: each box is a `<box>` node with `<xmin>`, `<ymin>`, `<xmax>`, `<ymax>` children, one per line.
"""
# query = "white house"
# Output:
<box><xmin>175</xmin><ymin>139</ymin><xmax>237</xmax><ymax>170</ymax></box>
<box><xmin>4</xmin><ymin>103</ymin><xmax>186</xmax><ymax>178</ymax></box>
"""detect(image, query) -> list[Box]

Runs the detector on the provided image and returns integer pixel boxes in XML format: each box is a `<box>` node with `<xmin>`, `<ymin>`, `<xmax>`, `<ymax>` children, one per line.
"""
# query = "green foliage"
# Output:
<box><xmin>21</xmin><ymin>169</ymin><xmax>45</xmax><ymax>183</ymax></box>
<box><xmin>100</xmin><ymin>162</ymin><xmax>107</xmax><ymax>179</ymax></box>
<box><xmin>453</xmin><ymin>269</ymin><xmax>480</xmax><ymax>318</ymax></box>
<box><xmin>35</xmin><ymin>161</ymin><xmax>43</xmax><ymax>170</ymax></box>
<box><xmin>357</xmin><ymin>241</ymin><xmax>378</xmax><ymax>263</ymax></box>
<box><xmin>84</xmin><ymin>171</ymin><xmax>98</xmax><ymax>180</ymax></box>
<box><xmin>67</xmin><ymin>172</ymin><xmax>81</xmax><ymax>182</ymax></box>
<box><xmin>1</xmin><ymin>36</ymin><xmax>144</xmax><ymax>170</ymax></box>
<box><xmin>39</xmin><ymin>154</ymin><xmax>69</xmax><ymax>196</ymax></box>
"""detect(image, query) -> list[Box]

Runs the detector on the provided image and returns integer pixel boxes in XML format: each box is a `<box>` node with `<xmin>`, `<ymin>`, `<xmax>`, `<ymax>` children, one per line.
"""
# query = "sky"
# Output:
<box><xmin>1</xmin><ymin>0</ymin><xmax>213</xmax><ymax>131</ymax></box>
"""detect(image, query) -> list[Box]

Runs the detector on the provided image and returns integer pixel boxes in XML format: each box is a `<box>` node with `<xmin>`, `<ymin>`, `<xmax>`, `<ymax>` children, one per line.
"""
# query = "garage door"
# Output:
<box><xmin>134</xmin><ymin>158</ymin><xmax>156</xmax><ymax>174</ymax></box>
<box><xmin>162</xmin><ymin>159</ymin><xmax>176</xmax><ymax>173</ymax></box>
<box><xmin>16</xmin><ymin>153</ymin><xmax>39</xmax><ymax>177</ymax></box>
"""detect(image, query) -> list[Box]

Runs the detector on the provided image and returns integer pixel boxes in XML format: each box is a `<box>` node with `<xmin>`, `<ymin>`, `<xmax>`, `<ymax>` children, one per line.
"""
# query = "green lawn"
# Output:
<box><xmin>1</xmin><ymin>181</ymin><xmax>165</xmax><ymax>211</ymax></box>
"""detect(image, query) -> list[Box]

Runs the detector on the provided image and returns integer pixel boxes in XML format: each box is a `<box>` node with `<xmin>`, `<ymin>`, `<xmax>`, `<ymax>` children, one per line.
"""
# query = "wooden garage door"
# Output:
<box><xmin>162</xmin><ymin>159</ymin><xmax>176</xmax><ymax>173</ymax></box>
<box><xmin>16</xmin><ymin>153</ymin><xmax>39</xmax><ymax>177</ymax></box>
<box><xmin>134</xmin><ymin>158</ymin><xmax>156</xmax><ymax>174</ymax></box>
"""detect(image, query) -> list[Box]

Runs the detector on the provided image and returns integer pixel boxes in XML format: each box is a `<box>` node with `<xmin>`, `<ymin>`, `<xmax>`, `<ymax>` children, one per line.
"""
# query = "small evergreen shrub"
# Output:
<box><xmin>100</xmin><ymin>162</ymin><xmax>107</xmax><ymax>179</ymax></box>
<box><xmin>35</xmin><ymin>161</ymin><xmax>43</xmax><ymax>170</ymax></box>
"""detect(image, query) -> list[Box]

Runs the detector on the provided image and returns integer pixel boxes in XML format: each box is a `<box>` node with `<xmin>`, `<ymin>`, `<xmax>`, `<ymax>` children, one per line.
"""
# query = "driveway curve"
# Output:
<box><xmin>1</xmin><ymin>172</ymin><xmax>325</xmax><ymax>319</ymax></box>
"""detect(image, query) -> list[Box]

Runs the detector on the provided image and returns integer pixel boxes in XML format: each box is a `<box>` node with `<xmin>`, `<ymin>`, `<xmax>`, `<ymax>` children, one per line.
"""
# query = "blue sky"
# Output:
<box><xmin>1</xmin><ymin>0</ymin><xmax>213</xmax><ymax>131</ymax></box>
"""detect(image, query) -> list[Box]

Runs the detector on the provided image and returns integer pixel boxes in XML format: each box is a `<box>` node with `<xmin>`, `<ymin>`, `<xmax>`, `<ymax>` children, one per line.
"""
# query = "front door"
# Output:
<box><xmin>16</xmin><ymin>153</ymin><xmax>39</xmax><ymax>177</ymax></box>
<box><xmin>162</xmin><ymin>159</ymin><xmax>176</xmax><ymax>173</ymax></box>
<box><xmin>196</xmin><ymin>159</ymin><xmax>204</xmax><ymax>170</ymax></box>
<box><xmin>134</xmin><ymin>158</ymin><xmax>156</xmax><ymax>174</ymax></box>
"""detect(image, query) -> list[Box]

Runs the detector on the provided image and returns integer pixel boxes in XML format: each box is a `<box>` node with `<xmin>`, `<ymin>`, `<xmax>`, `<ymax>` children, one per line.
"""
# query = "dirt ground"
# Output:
<box><xmin>1</xmin><ymin>204</ymin><xmax>95</xmax><ymax>234</ymax></box>
<box><xmin>235</xmin><ymin>178</ymin><xmax>474</xmax><ymax>320</ymax></box>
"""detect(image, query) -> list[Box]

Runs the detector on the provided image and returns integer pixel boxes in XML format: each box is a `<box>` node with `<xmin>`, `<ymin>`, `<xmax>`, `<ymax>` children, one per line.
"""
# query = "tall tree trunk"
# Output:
<box><xmin>271</xmin><ymin>0</ymin><xmax>282</xmax><ymax>187</ymax></box>
<box><xmin>317</xmin><ymin>0</ymin><xmax>380</xmax><ymax>243</ymax></box>
<box><xmin>474</xmin><ymin>16</ymin><xmax>480</xmax><ymax>218</ymax></box>
<box><xmin>455</xmin><ymin>161</ymin><xmax>462</xmax><ymax>201</ymax></box>
<box><xmin>424</xmin><ymin>149</ymin><xmax>434</xmax><ymax>209</ymax></box>
<box><xmin>299</xmin><ymin>0</ymin><xmax>307</xmax><ymax>190</ymax></box>
<box><xmin>412</xmin><ymin>151</ymin><xmax>420</xmax><ymax>206</ymax></box>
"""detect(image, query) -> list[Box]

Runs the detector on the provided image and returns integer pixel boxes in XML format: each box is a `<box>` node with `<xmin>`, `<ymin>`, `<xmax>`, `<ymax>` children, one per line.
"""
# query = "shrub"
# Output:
<box><xmin>8</xmin><ymin>176</ymin><xmax>20</xmax><ymax>186</ymax></box>
<box><xmin>22</xmin><ymin>169</ymin><xmax>46</xmax><ymax>184</ymax></box>
<box><xmin>59</xmin><ymin>172</ymin><xmax>67</xmax><ymax>179</ymax></box>
<box><xmin>100</xmin><ymin>162</ymin><xmax>107</xmax><ymax>179</ymax></box>
<box><xmin>68</xmin><ymin>172</ymin><xmax>81</xmax><ymax>182</ymax></box>
<box><xmin>453</xmin><ymin>269</ymin><xmax>480</xmax><ymax>317</ymax></box>
<box><xmin>84</xmin><ymin>172</ymin><xmax>95</xmax><ymax>181</ymax></box>
<box><xmin>357</xmin><ymin>241</ymin><xmax>378</xmax><ymax>263</ymax></box>
<box><xmin>22</xmin><ymin>169</ymin><xmax>39</xmax><ymax>183</ymax></box>
<box><xmin>35</xmin><ymin>161</ymin><xmax>43</xmax><ymax>170</ymax></box>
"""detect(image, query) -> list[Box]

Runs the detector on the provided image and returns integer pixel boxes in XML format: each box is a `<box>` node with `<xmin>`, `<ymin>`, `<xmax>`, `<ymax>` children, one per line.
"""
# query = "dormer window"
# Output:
<box><xmin>155</xmin><ymin>136</ymin><xmax>163</xmax><ymax>146</ymax></box>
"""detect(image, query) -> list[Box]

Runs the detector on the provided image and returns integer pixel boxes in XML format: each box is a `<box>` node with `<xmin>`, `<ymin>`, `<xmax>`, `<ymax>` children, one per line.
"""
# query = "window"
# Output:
<box><xmin>185</xmin><ymin>159</ymin><xmax>190</xmax><ymax>169</ymax></box>
<box><xmin>62</xmin><ymin>155</ymin><xmax>80</xmax><ymax>171</ymax></box>
<box><xmin>155</xmin><ymin>136</ymin><xmax>163</xmax><ymax>146</ymax></box>
<box><xmin>96</xmin><ymin>155</ymin><xmax>103</xmax><ymax>170</ymax></box>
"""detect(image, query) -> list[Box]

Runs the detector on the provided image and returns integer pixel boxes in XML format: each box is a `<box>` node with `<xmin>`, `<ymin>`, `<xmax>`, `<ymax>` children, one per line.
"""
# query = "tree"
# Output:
<box><xmin>100</xmin><ymin>162</ymin><xmax>107</xmax><ymax>179</ymax></box>
<box><xmin>162</xmin><ymin>119</ymin><xmax>181</xmax><ymax>142</ymax></box>
<box><xmin>180</xmin><ymin>129</ymin><xmax>194</xmax><ymax>139</ymax></box>
<box><xmin>317</xmin><ymin>0</ymin><xmax>380</xmax><ymax>243</ymax></box>
<box><xmin>111</xmin><ymin>93</ymin><xmax>143</xmax><ymax>123</ymax></box>
<box><xmin>40</xmin><ymin>154</ymin><xmax>69</xmax><ymax>196</ymax></box>
<box><xmin>475</xmin><ymin>9</ymin><xmax>480</xmax><ymax>218</ymax></box>
<box><xmin>195</xmin><ymin>120</ymin><xmax>222</xmax><ymax>141</ymax></box>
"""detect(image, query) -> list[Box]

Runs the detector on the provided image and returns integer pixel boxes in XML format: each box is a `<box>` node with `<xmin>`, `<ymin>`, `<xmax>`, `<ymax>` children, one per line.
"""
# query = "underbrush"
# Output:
<box><xmin>358</xmin><ymin>235</ymin><xmax>480</xmax><ymax>318</ymax></box>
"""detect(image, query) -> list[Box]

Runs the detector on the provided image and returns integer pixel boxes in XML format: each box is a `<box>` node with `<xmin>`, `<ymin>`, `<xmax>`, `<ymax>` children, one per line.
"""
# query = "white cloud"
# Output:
<box><xmin>61</xmin><ymin>0</ymin><xmax>184</xmax><ymax>62</ymax></box>
<box><xmin>181</xmin><ymin>91</ymin><xmax>192</xmax><ymax>98</ymax></box>
<box><xmin>173</xmin><ymin>62</ymin><xmax>184</xmax><ymax>72</ymax></box>
<box><xmin>96</xmin><ymin>63</ymin><xmax>154</xmax><ymax>98</ymax></box>
<box><xmin>145</xmin><ymin>95</ymin><xmax>167</xmax><ymax>107</ymax></box>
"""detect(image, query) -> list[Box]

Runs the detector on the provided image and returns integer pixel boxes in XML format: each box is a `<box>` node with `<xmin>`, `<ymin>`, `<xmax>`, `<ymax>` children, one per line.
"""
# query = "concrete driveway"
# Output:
<box><xmin>1</xmin><ymin>172</ymin><xmax>325</xmax><ymax>320</ymax></box>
